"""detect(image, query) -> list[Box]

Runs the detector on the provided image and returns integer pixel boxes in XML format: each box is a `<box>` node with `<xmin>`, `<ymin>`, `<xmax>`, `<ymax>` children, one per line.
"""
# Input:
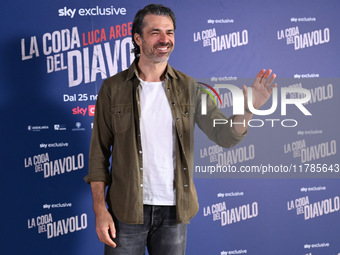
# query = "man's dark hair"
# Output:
<box><xmin>131</xmin><ymin>4</ymin><xmax>176</xmax><ymax>57</ymax></box>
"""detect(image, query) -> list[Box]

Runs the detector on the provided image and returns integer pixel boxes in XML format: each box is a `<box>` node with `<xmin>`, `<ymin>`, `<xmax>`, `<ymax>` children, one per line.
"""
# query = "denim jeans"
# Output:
<box><xmin>104</xmin><ymin>205</ymin><xmax>187</xmax><ymax>255</ymax></box>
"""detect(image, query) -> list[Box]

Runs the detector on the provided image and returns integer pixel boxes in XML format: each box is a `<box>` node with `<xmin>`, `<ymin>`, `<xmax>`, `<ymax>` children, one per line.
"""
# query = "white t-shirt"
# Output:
<box><xmin>139</xmin><ymin>79</ymin><xmax>176</xmax><ymax>205</ymax></box>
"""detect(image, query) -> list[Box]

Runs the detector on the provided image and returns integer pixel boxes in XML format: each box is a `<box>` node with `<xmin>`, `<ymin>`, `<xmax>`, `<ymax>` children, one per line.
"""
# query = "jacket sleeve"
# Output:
<box><xmin>84</xmin><ymin>80</ymin><xmax>113</xmax><ymax>185</ymax></box>
<box><xmin>193</xmin><ymin>82</ymin><xmax>247</xmax><ymax>149</ymax></box>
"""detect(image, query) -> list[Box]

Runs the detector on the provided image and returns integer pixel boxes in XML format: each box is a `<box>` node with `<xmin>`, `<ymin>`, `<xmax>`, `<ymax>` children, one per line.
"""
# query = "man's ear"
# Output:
<box><xmin>134</xmin><ymin>33</ymin><xmax>142</xmax><ymax>46</ymax></box>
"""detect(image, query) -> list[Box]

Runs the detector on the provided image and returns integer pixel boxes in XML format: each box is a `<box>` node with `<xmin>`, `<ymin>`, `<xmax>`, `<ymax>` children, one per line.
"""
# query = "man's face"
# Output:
<box><xmin>135</xmin><ymin>14</ymin><xmax>175</xmax><ymax>63</ymax></box>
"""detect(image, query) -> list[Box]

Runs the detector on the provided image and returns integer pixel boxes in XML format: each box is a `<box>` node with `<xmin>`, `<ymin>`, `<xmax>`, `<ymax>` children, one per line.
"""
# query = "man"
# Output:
<box><xmin>84</xmin><ymin>4</ymin><xmax>277</xmax><ymax>255</ymax></box>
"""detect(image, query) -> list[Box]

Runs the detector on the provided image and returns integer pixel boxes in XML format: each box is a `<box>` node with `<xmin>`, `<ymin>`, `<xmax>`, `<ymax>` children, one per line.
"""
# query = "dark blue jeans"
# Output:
<box><xmin>104</xmin><ymin>205</ymin><xmax>187</xmax><ymax>255</ymax></box>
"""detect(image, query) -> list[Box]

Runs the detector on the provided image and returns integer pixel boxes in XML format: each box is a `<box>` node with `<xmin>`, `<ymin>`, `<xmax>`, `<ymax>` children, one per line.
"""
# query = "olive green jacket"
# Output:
<box><xmin>84</xmin><ymin>59</ymin><xmax>246</xmax><ymax>224</ymax></box>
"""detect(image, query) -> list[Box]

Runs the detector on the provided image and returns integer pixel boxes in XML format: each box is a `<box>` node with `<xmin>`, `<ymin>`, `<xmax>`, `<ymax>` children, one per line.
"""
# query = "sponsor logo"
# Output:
<box><xmin>221</xmin><ymin>250</ymin><xmax>247</xmax><ymax>255</ymax></box>
<box><xmin>28</xmin><ymin>125</ymin><xmax>49</xmax><ymax>132</ymax></box>
<box><xmin>58</xmin><ymin>6</ymin><xmax>127</xmax><ymax>19</ymax></box>
<box><xmin>54</xmin><ymin>124</ymin><xmax>67</xmax><ymax>131</ymax></box>
<box><xmin>39</xmin><ymin>142</ymin><xmax>69</xmax><ymax>149</ymax></box>
<box><xmin>72</xmin><ymin>106</ymin><xmax>87</xmax><ymax>116</ymax></box>
<box><xmin>88</xmin><ymin>105</ymin><xmax>95</xmax><ymax>116</ymax></box>
<box><xmin>72</xmin><ymin>122</ymin><xmax>85</xmax><ymax>131</ymax></box>
<box><xmin>43</xmin><ymin>203</ymin><xmax>72</xmax><ymax>209</ymax></box>
<box><xmin>72</xmin><ymin>105</ymin><xmax>96</xmax><ymax>116</ymax></box>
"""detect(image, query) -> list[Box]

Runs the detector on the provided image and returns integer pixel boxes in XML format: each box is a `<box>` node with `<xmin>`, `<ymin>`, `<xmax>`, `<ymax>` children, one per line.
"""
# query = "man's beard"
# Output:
<box><xmin>141</xmin><ymin>41</ymin><xmax>174</xmax><ymax>63</ymax></box>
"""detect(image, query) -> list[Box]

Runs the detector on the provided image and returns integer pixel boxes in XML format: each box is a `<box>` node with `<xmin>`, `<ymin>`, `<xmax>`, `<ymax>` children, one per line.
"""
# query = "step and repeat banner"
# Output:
<box><xmin>1</xmin><ymin>0</ymin><xmax>339</xmax><ymax>254</ymax></box>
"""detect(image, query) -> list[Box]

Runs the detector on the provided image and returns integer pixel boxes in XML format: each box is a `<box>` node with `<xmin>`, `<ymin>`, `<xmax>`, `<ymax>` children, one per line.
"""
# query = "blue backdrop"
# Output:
<box><xmin>1</xmin><ymin>0</ymin><xmax>339</xmax><ymax>254</ymax></box>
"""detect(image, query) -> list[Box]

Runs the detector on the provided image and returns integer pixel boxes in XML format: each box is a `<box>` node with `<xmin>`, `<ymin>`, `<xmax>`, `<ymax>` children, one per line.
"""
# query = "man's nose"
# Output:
<box><xmin>158</xmin><ymin>32</ymin><xmax>169</xmax><ymax>43</ymax></box>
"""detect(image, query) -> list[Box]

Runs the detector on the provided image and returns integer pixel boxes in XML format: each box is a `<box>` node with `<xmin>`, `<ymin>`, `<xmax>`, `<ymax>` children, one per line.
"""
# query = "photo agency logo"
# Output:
<box><xmin>198</xmin><ymin>82</ymin><xmax>312</xmax><ymax>128</ymax></box>
<box><xmin>198</xmin><ymin>82</ymin><xmax>222</xmax><ymax>113</ymax></box>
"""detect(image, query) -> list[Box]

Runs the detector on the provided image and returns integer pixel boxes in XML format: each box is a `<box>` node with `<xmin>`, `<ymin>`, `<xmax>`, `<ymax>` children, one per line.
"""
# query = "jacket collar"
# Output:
<box><xmin>125</xmin><ymin>58</ymin><xmax>178</xmax><ymax>81</ymax></box>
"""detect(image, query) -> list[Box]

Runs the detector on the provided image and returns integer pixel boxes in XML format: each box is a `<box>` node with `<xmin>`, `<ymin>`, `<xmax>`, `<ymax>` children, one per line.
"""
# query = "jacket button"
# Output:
<box><xmin>184</xmin><ymin>184</ymin><xmax>188</xmax><ymax>188</ymax></box>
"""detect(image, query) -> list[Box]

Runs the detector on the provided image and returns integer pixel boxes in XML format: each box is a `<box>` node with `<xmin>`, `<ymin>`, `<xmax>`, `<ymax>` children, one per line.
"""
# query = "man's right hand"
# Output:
<box><xmin>95</xmin><ymin>208</ymin><xmax>117</xmax><ymax>248</ymax></box>
<box><xmin>90</xmin><ymin>181</ymin><xmax>117</xmax><ymax>248</ymax></box>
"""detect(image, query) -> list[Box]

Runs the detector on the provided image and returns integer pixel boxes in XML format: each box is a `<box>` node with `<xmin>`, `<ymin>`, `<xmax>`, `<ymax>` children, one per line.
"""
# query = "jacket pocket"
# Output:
<box><xmin>111</xmin><ymin>104</ymin><xmax>132</xmax><ymax>133</ymax></box>
<box><xmin>180</xmin><ymin>104</ymin><xmax>195</xmax><ymax>134</ymax></box>
<box><xmin>180</xmin><ymin>104</ymin><xmax>195</xmax><ymax>117</ymax></box>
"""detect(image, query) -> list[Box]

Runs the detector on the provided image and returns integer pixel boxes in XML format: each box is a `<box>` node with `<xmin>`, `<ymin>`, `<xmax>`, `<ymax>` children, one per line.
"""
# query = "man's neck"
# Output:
<box><xmin>137</xmin><ymin>57</ymin><xmax>168</xmax><ymax>82</ymax></box>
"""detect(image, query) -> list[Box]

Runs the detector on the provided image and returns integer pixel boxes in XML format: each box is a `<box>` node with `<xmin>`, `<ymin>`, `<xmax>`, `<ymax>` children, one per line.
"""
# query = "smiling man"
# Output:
<box><xmin>85</xmin><ymin>4</ymin><xmax>277</xmax><ymax>255</ymax></box>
